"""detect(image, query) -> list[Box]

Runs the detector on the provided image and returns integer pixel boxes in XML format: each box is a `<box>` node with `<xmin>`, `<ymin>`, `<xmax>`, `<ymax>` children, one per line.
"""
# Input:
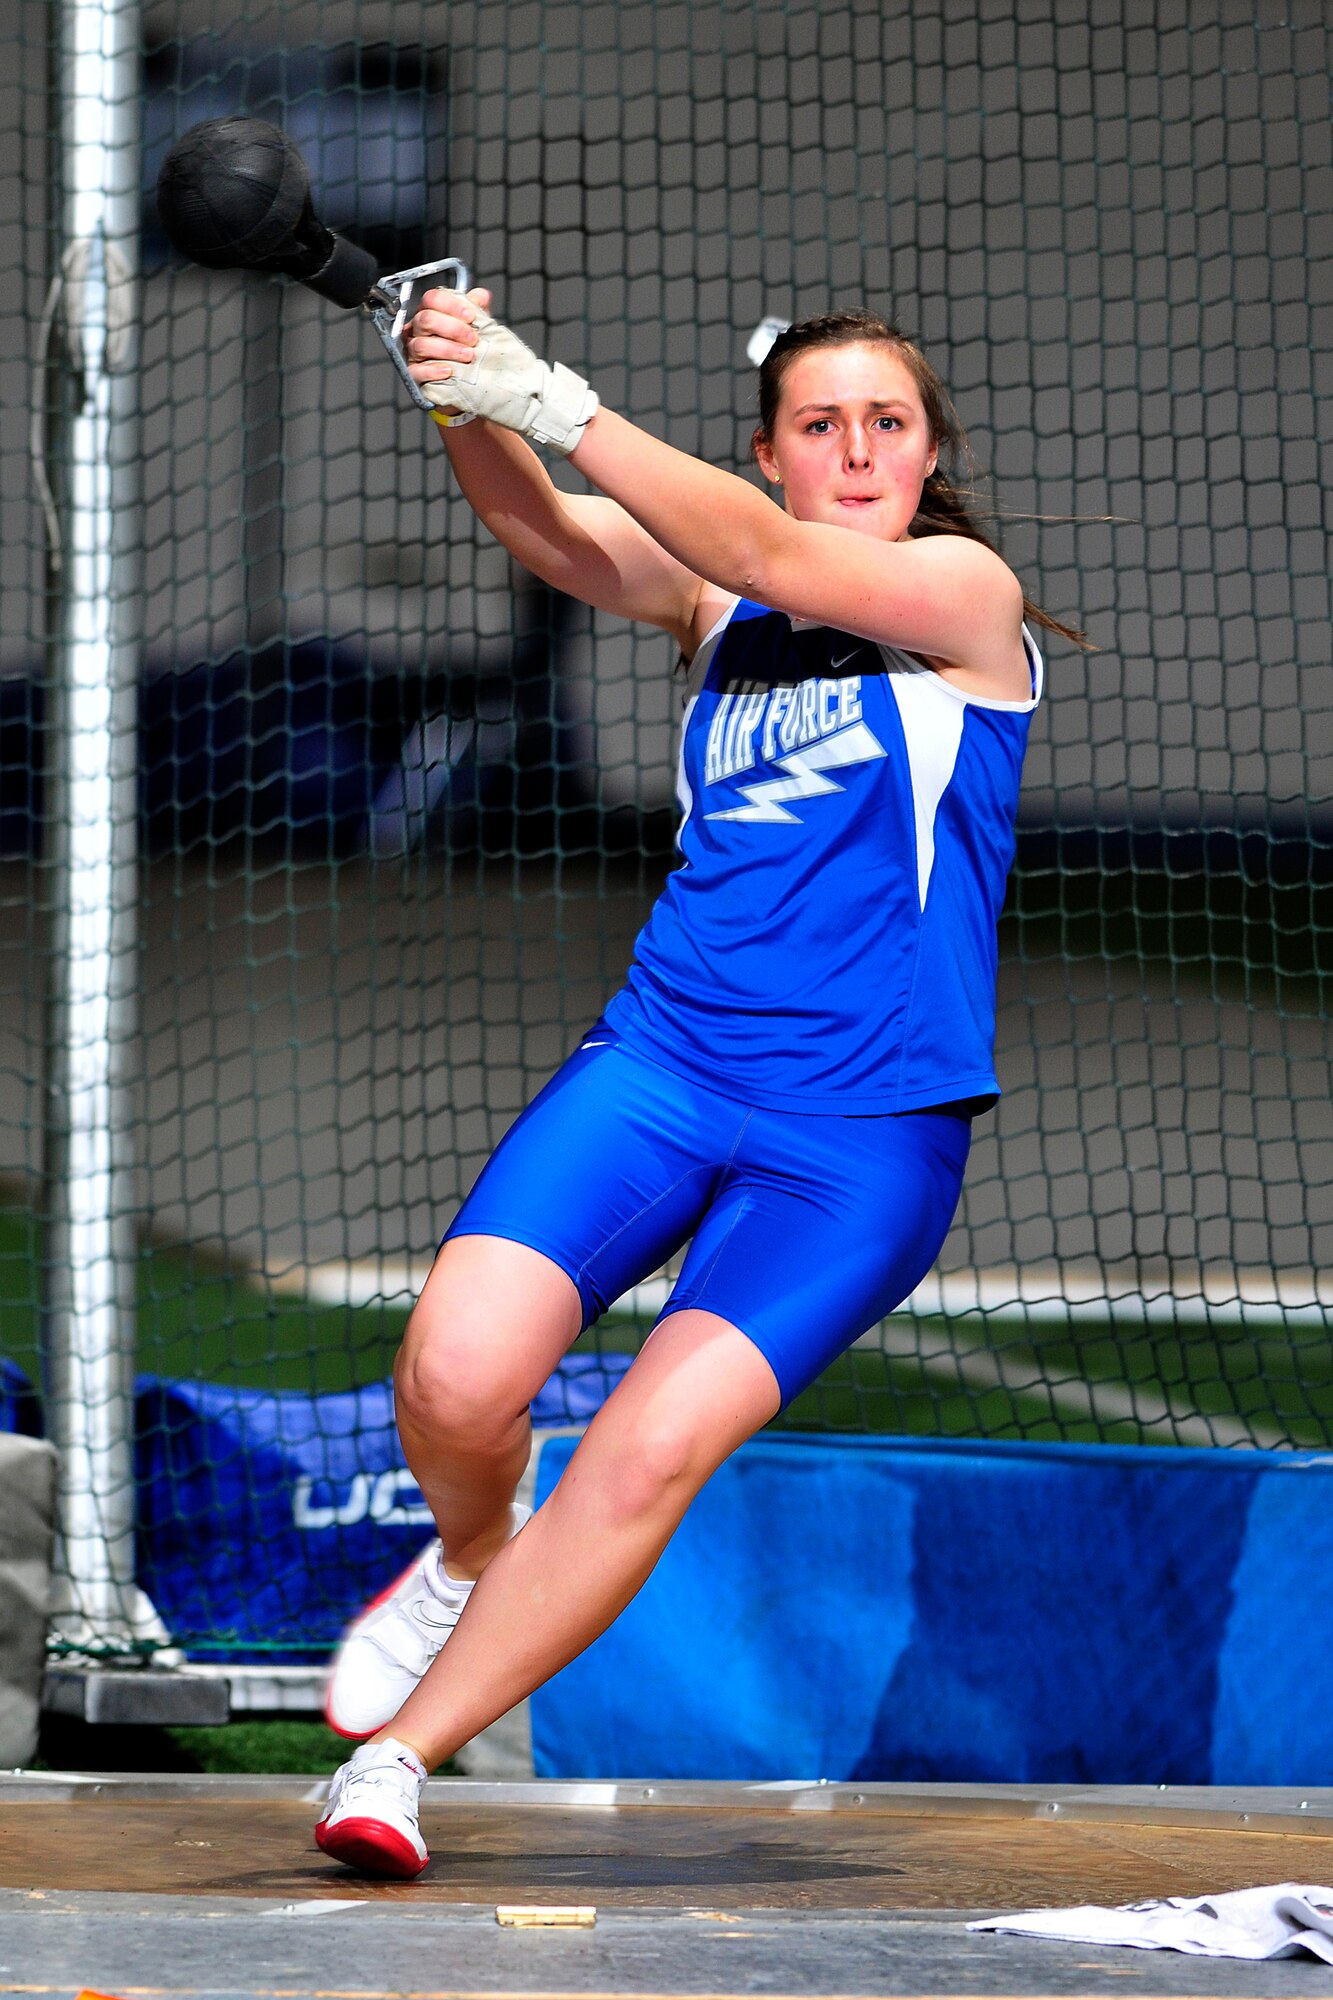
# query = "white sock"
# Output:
<box><xmin>376</xmin><ymin>1737</ymin><xmax>427</xmax><ymax>1780</ymax></box>
<box><xmin>426</xmin><ymin>1542</ymin><xmax>474</xmax><ymax>1605</ymax></box>
<box><xmin>430</xmin><ymin>1503</ymin><xmax>531</xmax><ymax>1601</ymax></box>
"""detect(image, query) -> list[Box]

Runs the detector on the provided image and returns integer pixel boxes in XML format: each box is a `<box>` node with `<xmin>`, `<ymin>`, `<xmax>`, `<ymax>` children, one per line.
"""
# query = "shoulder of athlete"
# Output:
<box><xmin>891</xmin><ymin>536</ymin><xmax>1030</xmax><ymax>700</ymax></box>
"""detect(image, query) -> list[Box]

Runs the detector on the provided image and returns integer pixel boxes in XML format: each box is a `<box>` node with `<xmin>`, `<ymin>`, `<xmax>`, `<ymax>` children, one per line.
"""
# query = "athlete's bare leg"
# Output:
<box><xmin>374</xmin><ymin>1309</ymin><xmax>783</xmax><ymax>1770</ymax></box>
<box><xmin>393</xmin><ymin>1235</ymin><xmax>582</xmax><ymax>1582</ymax></box>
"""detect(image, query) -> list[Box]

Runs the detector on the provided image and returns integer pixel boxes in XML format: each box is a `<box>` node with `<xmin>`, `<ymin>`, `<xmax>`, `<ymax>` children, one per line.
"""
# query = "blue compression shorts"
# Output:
<box><xmin>443</xmin><ymin>1031</ymin><xmax>971</xmax><ymax>1406</ymax></box>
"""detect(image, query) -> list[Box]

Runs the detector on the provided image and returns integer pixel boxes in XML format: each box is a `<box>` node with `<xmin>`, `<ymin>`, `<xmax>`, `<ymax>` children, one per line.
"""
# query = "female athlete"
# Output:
<box><xmin>315</xmin><ymin>291</ymin><xmax>1076</xmax><ymax>1878</ymax></box>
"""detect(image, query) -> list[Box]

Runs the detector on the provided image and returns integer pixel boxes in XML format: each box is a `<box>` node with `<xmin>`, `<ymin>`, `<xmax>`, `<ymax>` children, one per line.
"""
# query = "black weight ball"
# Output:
<box><xmin>155</xmin><ymin>117</ymin><xmax>380</xmax><ymax>307</ymax></box>
<box><xmin>156</xmin><ymin>117</ymin><xmax>310</xmax><ymax>271</ymax></box>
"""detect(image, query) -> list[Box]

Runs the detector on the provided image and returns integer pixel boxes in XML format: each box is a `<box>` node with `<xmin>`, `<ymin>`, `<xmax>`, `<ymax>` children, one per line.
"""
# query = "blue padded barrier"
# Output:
<box><xmin>0</xmin><ymin>1358</ymin><xmax>41</xmax><ymax>1438</ymax></box>
<box><xmin>129</xmin><ymin>1354</ymin><xmax>630</xmax><ymax>1661</ymax></box>
<box><xmin>530</xmin><ymin>1431</ymin><xmax>1333</xmax><ymax>1786</ymax></box>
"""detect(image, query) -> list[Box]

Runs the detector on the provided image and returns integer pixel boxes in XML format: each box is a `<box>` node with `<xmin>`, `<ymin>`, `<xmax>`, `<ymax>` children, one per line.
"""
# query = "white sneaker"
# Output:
<box><xmin>315</xmin><ymin>1737</ymin><xmax>428</xmax><ymax>1879</ymax></box>
<box><xmin>324</xmin><ymin>1506</ymin><xmax>531</xmax><ymax>1739</ymax></box>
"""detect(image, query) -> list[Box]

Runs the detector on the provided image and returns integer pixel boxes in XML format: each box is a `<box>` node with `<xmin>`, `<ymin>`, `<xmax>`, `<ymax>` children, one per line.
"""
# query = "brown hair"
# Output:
<box><xmin>753</xmin><ymin>310</ymin><xmax>1091</xmax><ymax>649</ymax></box>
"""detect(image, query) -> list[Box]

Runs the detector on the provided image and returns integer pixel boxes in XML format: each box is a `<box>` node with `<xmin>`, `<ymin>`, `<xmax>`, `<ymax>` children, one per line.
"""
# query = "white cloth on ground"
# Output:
<box><xmin>969</xmin><ymin>1883</ymin><xmax>1333</xmax><ymax>1962</ymax></box>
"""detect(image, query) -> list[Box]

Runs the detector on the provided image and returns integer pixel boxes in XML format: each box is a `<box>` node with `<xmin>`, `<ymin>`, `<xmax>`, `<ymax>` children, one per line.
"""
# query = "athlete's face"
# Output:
<box><xmin>754</xmin><ymin>344</ymin><xmax>939</xmax><ymax>542</ymax></box>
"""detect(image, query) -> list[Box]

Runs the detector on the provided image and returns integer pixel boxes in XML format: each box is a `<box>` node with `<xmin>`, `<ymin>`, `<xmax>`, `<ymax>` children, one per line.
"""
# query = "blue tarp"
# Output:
<box><xmin>530</xmin><ymin>1430</ymin><xmax>1333</xmax><ymax>1787</ymax></box>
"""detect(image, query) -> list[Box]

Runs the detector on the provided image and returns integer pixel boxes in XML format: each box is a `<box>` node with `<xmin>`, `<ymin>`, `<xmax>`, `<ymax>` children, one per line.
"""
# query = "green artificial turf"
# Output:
<box><xmin>4</xmin><ymin>1202</ymin><xmax>1327</xmax><ymax>1447</ymax></box>
<box><xmin>0</xmin><ymin>1205</ymin><xmax>409</xmax><ymax>1396</ymax></box>
<box><xmin>165</xmin><ymin>1718</ymin><xmax>366</xmax><ymax>1774</ymax></box>
<box><xmin>582</xmin><ymin>1310</ymin><xmax>1333</xmax><ymax>1448</ymax></box>
<box><xmin>774</xmin><ymin>1322</ymin><xmax>1333</xmax><ymax>1449</ymax></box>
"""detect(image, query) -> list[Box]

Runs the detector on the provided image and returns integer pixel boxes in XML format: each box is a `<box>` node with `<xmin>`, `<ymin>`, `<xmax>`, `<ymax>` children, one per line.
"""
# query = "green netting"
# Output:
<box><xmin>0</xmin><ymin>0</ymin><xmax>1330</xmax><ymax>1659</ymax></box>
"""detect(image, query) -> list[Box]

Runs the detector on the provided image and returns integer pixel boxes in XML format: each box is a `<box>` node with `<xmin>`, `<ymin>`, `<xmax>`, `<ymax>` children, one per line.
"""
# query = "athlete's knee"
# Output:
<box><xmin>394</xmin><ymin>1303</ymin><xmax>529</xmax><ymax>1455</ymax></box>
<box><xmin>394</xmin><ymin>1341</ymin><xmax>528</xmax><ymax>1456</ymax></box>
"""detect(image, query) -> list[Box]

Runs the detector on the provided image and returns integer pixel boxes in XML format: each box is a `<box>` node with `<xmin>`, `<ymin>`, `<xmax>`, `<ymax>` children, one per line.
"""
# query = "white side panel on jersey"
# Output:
<box><xmin>676</xmin><ymin>600</ymin><xmax>740</xmax><ymax>852</ymax></box>
<box><xmin>675</xmin><ymin>694</ymin><xmax>698</xmax><ymax>847</ymax></box>
<box><xmin>887</xmin><ymin>671</ymin><xmax>968</xmax><ymax>911</ymax></box>
<box><xmin>684</xmin><ymin>595</ymin><xmax>741</xmax><ymax>700</ymax></box>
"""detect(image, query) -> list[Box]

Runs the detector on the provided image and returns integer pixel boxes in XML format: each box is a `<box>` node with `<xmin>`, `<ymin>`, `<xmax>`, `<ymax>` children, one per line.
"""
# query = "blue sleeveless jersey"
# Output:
<box><xmin>602</xmin><ymin>597</ymin><xmax>1043</xmax><ymax>1114</ymax></box>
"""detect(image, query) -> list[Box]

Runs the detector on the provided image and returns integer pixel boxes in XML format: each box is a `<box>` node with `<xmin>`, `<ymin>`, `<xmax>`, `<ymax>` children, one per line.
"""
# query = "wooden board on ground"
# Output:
<box><xmin>3</xmin><ymin>1795</ymin><xmax>1332</xmax><ymax>1909</ymax></box>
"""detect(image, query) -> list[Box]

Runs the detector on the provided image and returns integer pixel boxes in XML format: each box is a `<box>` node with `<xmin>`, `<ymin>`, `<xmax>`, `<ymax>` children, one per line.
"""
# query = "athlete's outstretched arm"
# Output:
<box><xmin>413</xmin><ymin>293</ymin><xmax>706</xmax><ymax>649</ymax></box>
<box><xmin>571</xmin><ymin>408</ymin><xmax>1021</xmax><ymax>672</ymax></box>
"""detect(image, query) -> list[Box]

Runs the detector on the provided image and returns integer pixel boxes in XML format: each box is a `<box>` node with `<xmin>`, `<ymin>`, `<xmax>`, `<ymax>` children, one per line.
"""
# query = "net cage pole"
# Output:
<box><xmin>40</xmin><ymin>0</ymin><xmax>163</xmax><ymax>1660</ymax></box>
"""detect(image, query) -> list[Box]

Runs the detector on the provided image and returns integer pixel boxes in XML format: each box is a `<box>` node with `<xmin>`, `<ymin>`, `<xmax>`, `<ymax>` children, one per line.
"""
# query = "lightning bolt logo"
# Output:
<box><xmin>705</xmin><ymin>720</ymin><xmax>887</xmax><ymax>824</ymax></box>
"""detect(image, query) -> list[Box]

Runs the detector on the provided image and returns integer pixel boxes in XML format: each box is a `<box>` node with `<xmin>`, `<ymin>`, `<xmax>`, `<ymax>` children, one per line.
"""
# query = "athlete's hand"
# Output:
<box><xmin>405</xmin><ymin>287</ymin><xmax>492</xmax><ymax>426</ymax></box>
<box><xmin>406</xmin><ymin>289</ymin><xmax>598</xmax><ymax>457</ymax></box>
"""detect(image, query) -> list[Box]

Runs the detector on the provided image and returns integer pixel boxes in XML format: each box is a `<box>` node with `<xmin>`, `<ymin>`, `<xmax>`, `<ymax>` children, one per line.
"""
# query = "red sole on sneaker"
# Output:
<box><xmin>323</xmin><ymin>1702</ymin><xmax>377</xmax><ymax>1742</ymax></box>
<box><xmin>316</xmin><ymin>1814</ymin><xmax>428</xmax><ymax>1879</ymax></box>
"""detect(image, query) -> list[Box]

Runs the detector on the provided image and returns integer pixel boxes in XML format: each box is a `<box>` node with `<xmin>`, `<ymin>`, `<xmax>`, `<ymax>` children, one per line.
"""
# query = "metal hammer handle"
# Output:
<box><xmin>367</xmin><ymin>256</ymin><xmax>472</xmax><ymax>410</ymax></box>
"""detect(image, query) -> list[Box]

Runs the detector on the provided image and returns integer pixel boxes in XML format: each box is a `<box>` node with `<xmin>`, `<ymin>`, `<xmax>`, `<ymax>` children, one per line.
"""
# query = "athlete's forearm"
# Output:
<box><xmin>436</xmin><ymin>416</ymin><xmax>700</xmax><ymax>640</ymax></box>
<box><xmin>571</xmin><ymin>406</ymin><xmax>797</xmax><ymax>599</ymax></box>
<box><xmin>438</xmin><ymin>419</ymin><xmax>582</xmax><ymax>583</ymax></box>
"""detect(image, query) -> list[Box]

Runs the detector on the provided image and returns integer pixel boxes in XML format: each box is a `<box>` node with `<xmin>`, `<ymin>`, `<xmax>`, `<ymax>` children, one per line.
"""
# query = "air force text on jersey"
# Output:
<box><xmin>703</xmin><ymin>674</ymin><xmax>887</xmax><ymax>824</ymax></box>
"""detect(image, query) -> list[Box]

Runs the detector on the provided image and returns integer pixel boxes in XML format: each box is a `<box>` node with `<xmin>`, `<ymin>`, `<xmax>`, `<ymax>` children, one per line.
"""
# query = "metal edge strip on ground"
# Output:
<box><xmin>3</xmin><ymin>1775</ymin><xmax>1332</xmax><ymax>1836</ymax></box>
<box><xmin>0</xmin><ymin>1989</ymin><xmax>1284</xmax><ymax>2000</ymax></box>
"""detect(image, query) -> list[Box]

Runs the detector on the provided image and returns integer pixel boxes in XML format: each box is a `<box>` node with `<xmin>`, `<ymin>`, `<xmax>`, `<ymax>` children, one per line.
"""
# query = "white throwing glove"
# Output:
<box><xmin>423</xmin><ymin>311</ymin><xmax>598</xmax><ymax>456</ymax></box>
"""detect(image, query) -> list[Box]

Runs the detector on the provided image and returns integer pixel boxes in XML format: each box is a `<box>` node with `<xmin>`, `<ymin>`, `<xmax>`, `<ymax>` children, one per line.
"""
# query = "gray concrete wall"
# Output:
<box><xmin>0</xmin><ymin>1434</ymin><xmax>55</xmax><ymax>1767</ymax></box>
<box><xmin>0</xmin><ymin>858</ymin><xmax>1328</xmax><ymax>1292</ymax></box>
<box><xmin>1</xmin><ymin>0</ymin><xmax>1328</xmax><ymax>817</ymax></box>
<box><xmin>0</xmin><ymin>2</ymin><xmax>1327</xmax><ymax>1334</ymax></box>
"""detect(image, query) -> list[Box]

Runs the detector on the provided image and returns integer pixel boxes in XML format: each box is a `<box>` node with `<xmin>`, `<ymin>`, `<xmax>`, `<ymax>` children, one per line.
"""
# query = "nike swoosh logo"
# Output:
<box><xmin>829</xmin><ymin>649</ymin><xmax>862</xmax><ymax>671</ymax></box>
<box><xmin>411</xmin><ymin>1599</ymin><xmax>462</xmax><ymax>1631</ymax></box>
